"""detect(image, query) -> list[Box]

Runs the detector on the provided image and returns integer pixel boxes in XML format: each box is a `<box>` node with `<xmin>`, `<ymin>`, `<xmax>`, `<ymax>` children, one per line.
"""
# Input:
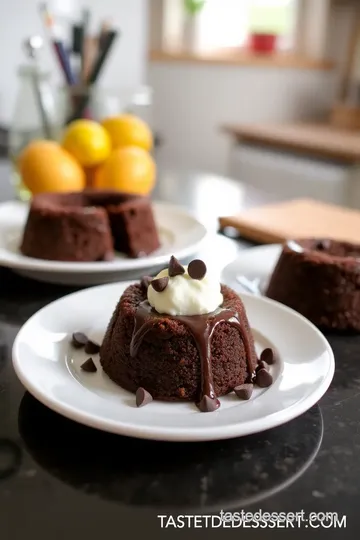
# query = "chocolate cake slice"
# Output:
<box><xmin>265</xmin><ymin>238</ymin><xmax>360</xmax><ymax>331</ymax></box>
<box><xmin>99</xmin><ymin>257</ymin><xmax>259</xmax><ymax>410</ymax></box>
<box><xmin>20</xmin><ymin>189</ymin><xmax>160</xmax><ymax>262</ymax></box>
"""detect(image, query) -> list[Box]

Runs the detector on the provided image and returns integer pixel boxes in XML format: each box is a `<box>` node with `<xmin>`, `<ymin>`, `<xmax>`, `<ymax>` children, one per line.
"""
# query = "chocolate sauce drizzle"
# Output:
<box><xmin>130</xmin><ymin>301</ymin><xmax>255</xmax><ymax>411</ymax></box>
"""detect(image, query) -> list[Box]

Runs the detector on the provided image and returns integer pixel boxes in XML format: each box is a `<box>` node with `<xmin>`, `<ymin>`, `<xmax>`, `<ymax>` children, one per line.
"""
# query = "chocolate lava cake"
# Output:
<box><xmin>265</xmin><ymin>238</ymin><xmax>360</xmax><ymax>331</ymax></box>
<box><xmin>20</xmin><ymin>189</ymin><xmax>160</xmax><ymax>262</ymax></box>
<box><xmin>100</xmin><ymin>257</ymin><xmax>259</xmax><ymax>411</ymax></box>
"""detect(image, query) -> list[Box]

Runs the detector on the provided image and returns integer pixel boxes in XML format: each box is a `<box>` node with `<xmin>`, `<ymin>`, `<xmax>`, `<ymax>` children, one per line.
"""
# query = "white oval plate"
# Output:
<box><xmin>0</xmin><ymin>201</ymin><xmax>207</xmax><ymax>285</ymax></box>
<box><xmin>12</xmin><ymin>281</ymin><xmax>334</xmax><ymax>442</ymax></box>
<box><xmin>221</xmin><ymin>244</ymin><xmax>283</xmax><ymax>293</ymax></box>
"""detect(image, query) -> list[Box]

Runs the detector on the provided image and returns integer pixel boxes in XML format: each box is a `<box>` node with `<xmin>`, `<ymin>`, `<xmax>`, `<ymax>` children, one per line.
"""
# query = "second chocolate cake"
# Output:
<box><xmin>100</xmin><ymin>256</ymin><xmax>261</xmax><ymax>412</ymax></box>
<box><xmin>20</xmin><ymin>189</ymin><xmax>160</xmax><ymax>262</ymax></box>
<box><xmin>265</xmin><ymin>238</ymin><xmax>360</xmax><ymax>331</ymax></box>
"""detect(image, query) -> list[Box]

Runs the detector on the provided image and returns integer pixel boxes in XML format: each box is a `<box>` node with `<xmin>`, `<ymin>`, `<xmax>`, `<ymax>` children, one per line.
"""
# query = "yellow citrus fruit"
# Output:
<box><xmin>101</xmin><ymin>114</ymin><xmax>153</xmax><ymax>151</ymax></box>
<box><xmin>93</xmin><ymin>146</ymin><xmax>156</xmax><ymax>195</ymax></box>
<box><xmin>19</xmin><ymin>140</ymin><xmax>85</xmax><ymax>195</ymax></box>
<box><xmin>62</xmin><ymin>119</ymin><xmax>111</xmax><ymax>167</ymax></box>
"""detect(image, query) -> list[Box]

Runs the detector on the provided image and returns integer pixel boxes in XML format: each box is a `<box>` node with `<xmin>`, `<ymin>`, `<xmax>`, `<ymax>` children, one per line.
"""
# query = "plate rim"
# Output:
<box><xmin>221</xmin><ymin>243</ymin><xmax>283</xmax><ymax>293</ymax></box>
<box><xmin>0</xmin><ymin>200</ymin><xmax>208</xmax><ymax>274</ymax></box>
<box><xmin>221</xmin><ymin>243</ymin><xmax>283</xmax><ymax>274</ymax></box>
<box><xmin>12</xmin><ymin>281</ymin><xmax>335</xmax><ymax>442</ymax></box>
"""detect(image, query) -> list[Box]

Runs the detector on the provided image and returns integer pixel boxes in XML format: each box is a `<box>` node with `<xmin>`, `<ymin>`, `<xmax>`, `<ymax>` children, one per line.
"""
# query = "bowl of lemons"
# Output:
<box><xmin>17</xmin><ymin>114</ymin><xmax>156</xmax><ymax>199</ymax></box>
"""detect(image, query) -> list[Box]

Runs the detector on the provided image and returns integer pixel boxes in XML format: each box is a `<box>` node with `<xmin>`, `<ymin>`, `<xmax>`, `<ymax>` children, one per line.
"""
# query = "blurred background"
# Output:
<box><xmin>1</xmin><ymin>0</ymin><xmax>360</xmax><ymax>207</ymax></box>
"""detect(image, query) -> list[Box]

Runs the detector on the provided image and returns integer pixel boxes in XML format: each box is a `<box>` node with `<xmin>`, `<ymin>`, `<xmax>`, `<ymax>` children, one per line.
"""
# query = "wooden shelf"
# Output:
<box><xmin>149</xmin><ymin>49</ymin><xmax>334</xmax><ymax>71</ymax></box>
<box><xmin>222</xmin><ymin>122</ymin><xmax>360</xmax><ymax>164</ymax></box>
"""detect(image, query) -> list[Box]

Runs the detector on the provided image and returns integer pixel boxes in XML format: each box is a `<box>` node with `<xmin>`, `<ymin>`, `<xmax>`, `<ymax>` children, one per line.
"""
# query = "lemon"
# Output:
<box><xmin>62</xmin><ymin>119</ymin><xmax>111</xmax><ymax>167</ymax></box>
<box><xmin>94</xmin><ymin>146</ymin><xmax>156</xmax><ymax>195</ymax></box>
<box><xmin>101</xmin><ymin>114</ymin><xmax>153</xmax><ymax>151</ymax></box>
<box><xmin>19</xmin><ymin>140</ymin><xmax>85</xmax><ymax>195</ymax></box>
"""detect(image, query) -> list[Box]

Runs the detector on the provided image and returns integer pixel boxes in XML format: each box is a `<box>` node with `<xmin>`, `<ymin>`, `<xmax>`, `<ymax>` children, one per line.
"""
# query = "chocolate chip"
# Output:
<box><xmin>71</xmin><ymin>332</ymin><xmax>88</xmax><ymax>348</ymax></box>
<box><xmin>197</xmin><ymin>395</ymin><xmax>220</xmax><ymax>412</ymax></box>
<box><xmin>85</xmin><ymin>340</ymin><xmax>100</xmax><ymax>354</ymax></box>
<box><xmin>316</xmin><ymin>239</ymin><xmax>331</xmax><ymax>251</ymax></box>
<box><xmin>151</xmin><ymin>276</ymin><xmax>169</xmax><ymax>292</ymax></box>
<box><xmin>168</xmin><ymin>255</ymin><xmax>185</xmax><ymax>277</ymax></box>
<box><xmin>136</xmin><ymin>387</ymin><xmax>153</xmax><ymax>407</ymax></box>
<box><xmin>256</xmin><ymin>360</ymin><xmax>269</xmax><ymax>372</ymax></box>
<box><xmin>140</xmin><ymin>275</ymin><xmax>152</xmax><ymax>290</ymax></box>
<box><xmin>81</xmin><ymin>358</ymin><xmax>97</xmax><ymax>372</ymax></box>
<box><xmin>188</xmin><ymin>259</ymin><xmax>207</xmax><ymax>280</ymax></box>
<box><xmin>234</xmin><ymin>383</ymin><xmax>253</xmax><ymax>400</ymax></box>
<box><xmin>255</xmin><ymin>368</ymin><xmax>273</xmax><ymax>388</ymax></box>
<box><xmin>260</xmin><ymin>348</ymin><xmax>275</xmax><ymax>365</ymax></box>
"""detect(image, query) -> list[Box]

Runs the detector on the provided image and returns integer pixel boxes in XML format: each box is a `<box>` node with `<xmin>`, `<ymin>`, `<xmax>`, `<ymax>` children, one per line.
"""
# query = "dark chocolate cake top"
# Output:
<box><xmin>286</xmin><ymin>238</ymin><xmax>360</xmax><ymax>264</ymax></box>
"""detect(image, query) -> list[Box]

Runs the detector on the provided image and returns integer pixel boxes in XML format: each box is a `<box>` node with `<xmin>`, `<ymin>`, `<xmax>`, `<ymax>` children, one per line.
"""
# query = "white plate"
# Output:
<box><xmin>0</xmin><ymin>200</ymin><xmax>207</xmax><ymax>285</ymax></box>
<box><xmin>221</xmin><ymin>244</ymin><xmax>283</xmax><ymax>294</ymax></box>
<box><xmin>12</xmin><ymin>281</ymin><xmax>334</xmax><ymax>442</ymax></box>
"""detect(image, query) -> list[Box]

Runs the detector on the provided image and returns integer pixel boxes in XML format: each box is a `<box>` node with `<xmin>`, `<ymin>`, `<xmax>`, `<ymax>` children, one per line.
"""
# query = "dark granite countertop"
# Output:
<box><xmin>0</xmin><ymin>161</ymin><xmax>359</xmax><ymax>539</ymax></box>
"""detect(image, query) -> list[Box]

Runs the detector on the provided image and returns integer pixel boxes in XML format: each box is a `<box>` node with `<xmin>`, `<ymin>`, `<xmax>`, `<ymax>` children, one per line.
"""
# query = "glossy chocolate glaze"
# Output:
<box><xmin>130</xmin><ymin>300</ymin><xmax>255</xmax><ymax>411</ymax></box>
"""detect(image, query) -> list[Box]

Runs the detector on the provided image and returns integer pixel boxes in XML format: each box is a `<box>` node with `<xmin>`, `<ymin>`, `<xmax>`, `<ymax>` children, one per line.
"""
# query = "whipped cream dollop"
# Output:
<box><xmin>147</xmin><ymin>263</ymin><xmax>223</xmax><ymax>316</ymax></box>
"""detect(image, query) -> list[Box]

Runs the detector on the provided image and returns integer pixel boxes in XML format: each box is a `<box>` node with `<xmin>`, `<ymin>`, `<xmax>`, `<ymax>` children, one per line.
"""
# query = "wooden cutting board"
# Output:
<box><xmin>219</xmin><ymin>198</ymin><xmax>360</xmax><ymax>244</ymax></box>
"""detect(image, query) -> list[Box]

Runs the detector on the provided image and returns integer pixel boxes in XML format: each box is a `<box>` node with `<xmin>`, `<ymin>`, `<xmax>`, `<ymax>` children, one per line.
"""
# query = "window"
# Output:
<box><xmin>196</xmin><ymin>0</ymin><xmax>249</xmax><ymax>51</ymax></box>
<box><xmin>150</xmin><ymin>0</ymin><xmax>332</xmax><ymax>62</ymax></box>
<box><xmin>196</xmin><ymin>0</ymin><xmax>299</xmax><ymax>52</ymax></box>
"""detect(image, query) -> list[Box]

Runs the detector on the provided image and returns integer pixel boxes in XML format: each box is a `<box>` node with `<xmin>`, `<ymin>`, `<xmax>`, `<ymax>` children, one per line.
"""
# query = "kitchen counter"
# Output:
<box><xmin>0</xmin><ymin>162</ymin><xmax>358</xmax><ymax>539</ymax></box>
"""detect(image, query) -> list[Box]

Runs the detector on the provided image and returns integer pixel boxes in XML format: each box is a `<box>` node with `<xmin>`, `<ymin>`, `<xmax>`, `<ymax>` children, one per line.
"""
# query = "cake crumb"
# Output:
<box><xmin>178</xmin><ymin>387</ymin><xmax>186</xmax><ymax>398</ymax></box>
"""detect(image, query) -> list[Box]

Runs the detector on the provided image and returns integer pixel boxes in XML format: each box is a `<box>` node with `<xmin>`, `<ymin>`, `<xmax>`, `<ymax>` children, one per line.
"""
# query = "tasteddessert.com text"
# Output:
<box><xmin>157</xmin><ymin>510</ymin><xmax>347</xmax><ymax>529</ymax></box>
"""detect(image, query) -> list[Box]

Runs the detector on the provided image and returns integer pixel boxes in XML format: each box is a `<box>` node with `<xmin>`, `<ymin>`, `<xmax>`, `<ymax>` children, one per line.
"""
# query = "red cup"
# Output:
<box><xmin>249</xmin><ymin>33</ymin><xmax>278</xmax><ymax>54</ymax></box>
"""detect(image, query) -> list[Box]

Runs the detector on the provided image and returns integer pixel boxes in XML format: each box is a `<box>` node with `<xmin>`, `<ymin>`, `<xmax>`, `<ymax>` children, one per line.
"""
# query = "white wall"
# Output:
<box><xmin>148</xmin><ymin>62</ymin><xmax>336</xmax><ymax>174</ymax></box>
<box><xmin>0</xmin><ymin>0</ymin><xmax>148</xmax><ymax>124</ymax></box>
